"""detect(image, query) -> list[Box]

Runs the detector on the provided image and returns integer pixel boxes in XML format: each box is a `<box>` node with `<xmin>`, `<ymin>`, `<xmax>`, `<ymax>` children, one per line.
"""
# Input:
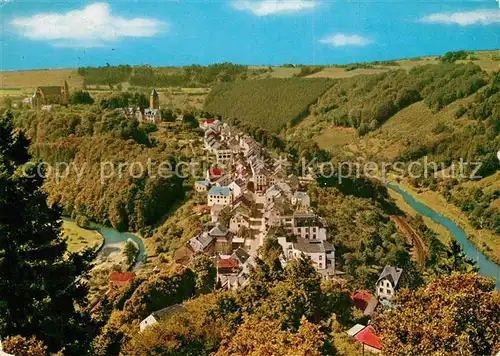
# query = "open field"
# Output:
<box><xmin>303</xmin><ymin>88</ymin><xmax>482</xmax><ymax>162</ymax></box>
<box><xmin>307</xmin><ymin>67</ymin><xmax>390</xmax><ymax>78</ymax></box>
<box><xmin>63</xmin><ymin>220</ymin><xmax>103</xmax><ymax>253</ymax></box>
<box><xmin>307</xmin><ymin>50</ymin><xmax>499</xmax><ymax>78</ymax></box>
<box><xmin>1</xmin><ymin>68</ymin><xmax>83</xmax><ymax>90</ymax></box>
<box><xmin>1</xmin><ymin>50</ymin><xmax>497</xmax><ymax>96</ymax></box>
<box><xmin>391</xmin><ymin>179</ymin><xmax>500</xmax><ymax>264</ymax></box>
<box><xmin>314</xmin><ymin>126</ymin><xmax>357</xmax><ymax>151</ymax></box>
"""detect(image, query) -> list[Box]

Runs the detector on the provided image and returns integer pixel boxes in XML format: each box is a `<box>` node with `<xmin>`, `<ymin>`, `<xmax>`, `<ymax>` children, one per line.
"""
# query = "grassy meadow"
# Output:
<box><xmin>63</xmin><ymin>220</ymin><xmax>103</xmax><ymax>253</ymax></box>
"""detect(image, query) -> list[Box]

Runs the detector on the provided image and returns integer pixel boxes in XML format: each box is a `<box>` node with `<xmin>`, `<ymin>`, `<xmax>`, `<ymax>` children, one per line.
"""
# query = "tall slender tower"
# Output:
<box><xmin>150</xmin><ymin>89</ymin><xmax>160</xmax><ymax>109</ymax></box>
<box><xmin>62</xmin><ymin>80</ymin><xmax>70</xmax><ymax>105</ymax></box>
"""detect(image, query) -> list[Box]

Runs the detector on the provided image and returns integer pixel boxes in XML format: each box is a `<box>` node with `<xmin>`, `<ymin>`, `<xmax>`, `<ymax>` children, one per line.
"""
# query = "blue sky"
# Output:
<box><xmin>1</xmin><ymin>0</ymin><xmax>499</xmax><ymax>70</ymax></box>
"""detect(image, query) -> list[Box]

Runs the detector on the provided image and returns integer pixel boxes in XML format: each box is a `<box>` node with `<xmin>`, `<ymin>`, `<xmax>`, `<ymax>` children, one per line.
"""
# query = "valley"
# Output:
<box><xmin>0</xmin><ymin>49</ymin><xmax>498</xmax><ymax>355</ymax></box>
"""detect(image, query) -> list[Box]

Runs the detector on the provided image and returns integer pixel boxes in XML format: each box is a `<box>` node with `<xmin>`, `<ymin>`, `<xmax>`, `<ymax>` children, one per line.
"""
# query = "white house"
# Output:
<box><xmin>229</xmin><ymin>211</ymin><xmax>250</xmax><ymax>234</ymax></box>
<box><xmin>292</xmin><ymin>213</ymin><xmax>327</xmax><ymax>240</ymax></box>
<box><xmin>375</xmin><ymin>266</ymin><xmax>404</xmax><ymax>301</ymax></box>
<box><xmin>277</xmin><ymin>236</ymin><xmax>335</xmax><ymax>277</ymax></box>
<box><xmin>252</xmin><ymin>166</ymin><xmax>269</xmax><ymax>192</ymax></box>
<box><xmin>215</xmin><ymin>146</ymin><xmax>233</xmax><ymax>166</ymax></box>
<box><xmin>228</xmin><ymin>179</ymin><xmax>245</xmax><ymax>199</ymax></box>
<box><xmin>140</xmin><ymin>304</ymin><xmax>187</xmax><ymax>331</ymax></box>
<box><xmin>195</xmin><ymin>180</ymin><xmax>210</xmax><ymax>192</ymax></box>
<box><xmin>207</xmin><ymin>186</ymin><xmax>233</xmax><ymax>207</ymax></box>
<box><xmin>189</xmin><ymin>232</ymin><xmax>215</xmax><ymax>253</ymax></box>
<box><xmin>144</xmin><ymin>108</ymin><xmax>162</xmax><ymax>123</ymax></box>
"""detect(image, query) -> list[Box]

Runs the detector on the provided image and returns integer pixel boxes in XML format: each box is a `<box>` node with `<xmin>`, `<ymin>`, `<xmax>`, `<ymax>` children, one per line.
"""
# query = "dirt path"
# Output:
<box><xmin>391</xmin><ymin>215</ymin><xmax>428</xmax><ymax>266</ymax></box>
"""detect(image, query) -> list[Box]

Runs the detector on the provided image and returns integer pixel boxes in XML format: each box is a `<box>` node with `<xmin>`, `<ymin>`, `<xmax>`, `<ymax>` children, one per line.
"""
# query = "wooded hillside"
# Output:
<box><xmin>10</xmin><ymin>105</ymin><xmax>202</xmax><ymax>233</ymax></box>
<box><xmin>204</xmin><ymin>78</ymin><xmax>334</xmax><ymax>133</ymax></box>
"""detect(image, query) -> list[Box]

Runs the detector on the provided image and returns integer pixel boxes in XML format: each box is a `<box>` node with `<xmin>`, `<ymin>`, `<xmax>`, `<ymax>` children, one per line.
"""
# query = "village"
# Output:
<box><xmin>133</xmin><ymin>112</ymin><xmax>405</xmax><ymax>353</ymax></box>
<box><xmin>20</xmin><ymin>83</ymin><xmax>416</xmax><ymax>354</ymax></box>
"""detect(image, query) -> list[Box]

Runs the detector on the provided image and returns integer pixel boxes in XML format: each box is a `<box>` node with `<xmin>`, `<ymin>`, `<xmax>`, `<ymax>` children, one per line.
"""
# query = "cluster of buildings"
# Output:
<box><xmin>174</xmin><ymin>119</ymin><xmax>338</xmax><ymax>289</ymax></box>
<box><xmin>106</xmin><ymin>119</ymin><xmax>407</xmax><ymax>337</ymax></box>
<box><xmin>346</xmin><ymin>266</ymin><xmax>406</xmax><ymax>353</ymax></box>
<box><xmin>122</xmin><ymin>89</ymin><xmax>162</xmax><ymax>124</ymax></box>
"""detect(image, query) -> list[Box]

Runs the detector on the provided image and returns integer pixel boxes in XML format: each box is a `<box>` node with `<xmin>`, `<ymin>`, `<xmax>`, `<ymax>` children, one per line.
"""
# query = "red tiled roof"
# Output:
<box><xmin>209</xmin><ymin>168</ymin><xmax>222</xmax><ymax>176</ymax></box>
<box><xmin>206</xmin><ymin>118</ymin><xmax>215</xmax><ymax>124</ymax></box>
<box><xmin>109</xmin><ymin>271</ymin><xmax>136</xmax><ymax>283</ymax></box>
<box><xmin>217</xmin><ymin>258</ymin><xmax>239</xmax><ymax>269</ymax></box>
<box><xmin>351</xmin><ymin>290</ymin><xmax>373</xmax><ymax>310</ymax></box>
<box><xmin>354</xmin><ymin>326</ymin><xmax>381</xmax><ymax>350</ymax></box>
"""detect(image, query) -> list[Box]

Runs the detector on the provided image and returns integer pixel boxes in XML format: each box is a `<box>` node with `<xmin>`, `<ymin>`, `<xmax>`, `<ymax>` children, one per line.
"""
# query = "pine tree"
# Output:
<box><xmin>0</xmin><ymin>110</ymin><xmax>95</xmax><ymax>353</ymax></box>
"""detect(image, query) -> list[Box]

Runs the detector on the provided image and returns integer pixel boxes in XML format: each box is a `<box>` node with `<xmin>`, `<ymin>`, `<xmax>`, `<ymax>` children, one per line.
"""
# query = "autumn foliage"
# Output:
<box><xmin>374</xmin><ymin>273</ymin><xmax>500</xmax><ymax>355</ymax></box>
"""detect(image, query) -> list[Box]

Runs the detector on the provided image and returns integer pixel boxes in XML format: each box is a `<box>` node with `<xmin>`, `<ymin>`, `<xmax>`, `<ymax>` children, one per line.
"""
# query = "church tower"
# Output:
<box><xmin>150</xmin><ymin>89</ymin><xmax>159</xmax><ymax>109</ymax></box>
<box><xmin>62</xmin><ymin>80</ymin><xmax>70</xmax><ymax>105</ymax></box>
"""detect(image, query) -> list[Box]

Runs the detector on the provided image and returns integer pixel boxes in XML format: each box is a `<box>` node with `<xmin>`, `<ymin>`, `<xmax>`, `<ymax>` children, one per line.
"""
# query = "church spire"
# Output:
<box><xmin>150</xmin><ymin>88</ymin><xmax>159</xmax><ymax>109</ymax></box>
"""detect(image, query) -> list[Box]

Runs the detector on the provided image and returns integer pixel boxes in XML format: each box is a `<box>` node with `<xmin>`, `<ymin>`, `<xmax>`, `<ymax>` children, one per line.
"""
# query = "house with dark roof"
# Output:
<box><xmin>209</xmin><ymin>223</ymin><xmax>232</xmax><ymax>253</ymax></box>
<box><xmin>139</xmin><ymin>304</ymin><xmax>187</xmax><ymax>331</ymax></box>
<box><xmin>31</xmin><ymin>81</ymin><xmax>69</xmax><ymax>108</ymax></box>
<box><xmin>232</xmin><ymin>247</ymin><xmax>250</xmax><ymax>265</ymax></box>
<box><xmin>189</xmin><ymin>232</ymin><xmax>215</xmax><ymax>254</ymax></box>
<box><xmin>376</xmin><ymin>266</ymin><xmax>404</xmax><ymax>300</ymax></box>
<box><xmin>277</xmin><ymin>236</ymin><xmax>335</xmax><ymax>278</ymax></box>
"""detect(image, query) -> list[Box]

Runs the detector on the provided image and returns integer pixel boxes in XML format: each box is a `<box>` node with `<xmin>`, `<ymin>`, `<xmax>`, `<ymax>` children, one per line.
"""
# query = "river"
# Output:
<box><xmin>97</xmin><ymin>226</ymin><xmax>146</xmax><ymax>265</ymax></box>
<box><xmin>387</xmin><ymin>183</ymin><xmax>500</xmax><ymax>289</ymax></box>
<box><xmin>63</xmin><ymin>217</ymin><xmax>146</xmax><ymax>268</ymax></box>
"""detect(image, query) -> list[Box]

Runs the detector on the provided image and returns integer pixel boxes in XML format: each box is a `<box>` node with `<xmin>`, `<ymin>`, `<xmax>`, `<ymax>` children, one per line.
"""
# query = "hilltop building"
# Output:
<box><xmin>143</xmin><ymin>89</ymin><xmax>161</xmax><ymax>123</ymax></box>
<box><xmin>31</xmin><ymin>81</ymin><xmax>70</xmax><ymax>108</ymax></box>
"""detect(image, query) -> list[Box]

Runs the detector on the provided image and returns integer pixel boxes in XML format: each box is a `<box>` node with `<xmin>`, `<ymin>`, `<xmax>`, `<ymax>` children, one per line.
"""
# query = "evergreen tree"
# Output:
<box><xmin>0</xmin><ymin>111</ymin><xmax>95</xmax><ymax>353</ymax></box>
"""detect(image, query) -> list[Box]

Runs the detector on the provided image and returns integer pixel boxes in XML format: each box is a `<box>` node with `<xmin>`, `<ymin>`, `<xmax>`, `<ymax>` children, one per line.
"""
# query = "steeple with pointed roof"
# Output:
<box><xmin>150</xmin><ymin>88</ymin><xmax>160</xmax><ymax>109</ymax></box>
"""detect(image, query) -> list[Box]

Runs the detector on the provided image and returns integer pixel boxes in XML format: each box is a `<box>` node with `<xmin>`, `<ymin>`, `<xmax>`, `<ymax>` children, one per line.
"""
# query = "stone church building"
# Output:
<box><xmin>31</xmin><ymin>81</ymin><xmax>70</xmax><ymax>108</ymax></box>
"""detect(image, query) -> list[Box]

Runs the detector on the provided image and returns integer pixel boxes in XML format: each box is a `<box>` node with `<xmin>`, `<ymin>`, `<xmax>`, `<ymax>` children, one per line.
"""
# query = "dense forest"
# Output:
<box><xmin>204</xmin><ymin>78</ymin><xmax>334</xmax><ymax>133</ymax></box>
<box><xmin>91</xmin><ymin>248</ymin><xmax>496</xmax><ymax>355</ymax></box>
<box><xmin>78</xmin><ymin>63</ymin><xmax>260</xmax><ymax>88</ymax></box>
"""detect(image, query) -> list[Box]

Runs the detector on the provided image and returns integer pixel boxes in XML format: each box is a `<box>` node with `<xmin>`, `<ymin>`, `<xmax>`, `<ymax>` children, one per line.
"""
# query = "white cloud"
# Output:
<box><xmin>232</xmin><ymin>0</ymin><xmax>318</xmax><ymax>16</ymax></box>
<box><xmin>420</xmin><ymin>9</ymin><xmax>500</xmax><ymax>26</ymax></box>
<box><xmin>10</xmin><ymin>3</ymin><xmax>166</xmax><ymax>47</ymax></box>
<box><xmin>319</xmin><ymin>33</ymin><xmax>372</xmax><ymax>47</ymax></box>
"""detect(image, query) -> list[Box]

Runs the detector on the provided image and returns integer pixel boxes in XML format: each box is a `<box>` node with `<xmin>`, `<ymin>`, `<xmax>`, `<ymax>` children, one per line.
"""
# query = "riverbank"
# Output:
<box><xmin>62</xmin><ymin>217</ymin><xmax>146</xmax><ymax>271</ymax></box>
<box><xmin>388</xmin><ymin>188</ymin><xmax>453</xmax><ymax>246</ymax></box>
<box><xmin>63</xmin><ymin>220</ymin><xmax>103</xmax><ymax>253</ymax></box>
<box><xmin>389</xmin><ymin>180</ymin><xmax>500</xmax><ymax>265</ymax></box>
